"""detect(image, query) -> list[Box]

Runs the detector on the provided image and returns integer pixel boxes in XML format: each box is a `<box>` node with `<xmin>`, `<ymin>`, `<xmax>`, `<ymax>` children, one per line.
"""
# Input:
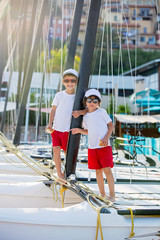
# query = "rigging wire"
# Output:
<box><xmin>97</xmin><ymin>16</ymin><xmax>105</xmax><ymax>90</ymax></box>
<box><xmin>120</xmin><ymin>1</ymin><xmax>127</xmax><ymax>116</ymax></box>
<box><xmin>0</xmin><ymin>0</ymin><xmax>9</xmax><ymax>19</ymax></box>
<box><xmin>60</xmin><ymin>0</ymin><xmax>64</xmax><ymax>91</ymax></box>
<box><xmin>115</xmin><ymin>0</ymin><xmax>121</xmax><ymax>114</ymax></box>
<box><xmin>106</xmin><ymin>0</ymin><xmax>110</xmax><ymax>112</ymax></box>
<box><xmin>109</xmin><ymin>0</ymin><xmax>115</xmax><ymax>122</ymax></box>
<box><xmin>120</xmin><ymin>0</ymin><xmax>138</xmax><ymax>135</ymax></box>
<box><xmin>89</xmin><ymin>1</ymin><xmax>104</xmax><ymax>88</ymax></box>
<box><xmin>2</xmin><ymin>3</ymin><xmax>17</xmax><ymax>136</ymax></box>
<box><xmin>63</xmin><ymin>0</ymin><xmax>75</xmax><ymax>68</ymax></box>
<box><xmin>48</xmin><ymin>0</ymin><xmax>58</xmax><ymax>74</ymax></box>
<box><xmin>41</xmin><ymin>0</ymin><xmax>53</xmax><ymax>141</ymax></box>
<box><xmin>132</xmin><ymin>0</ymin><xmax>139</xmax><ymax>130</ymax></box>
<box><xmin>88</xmin><ymin>0</ymin><xmax>102</xmax><ymax>88</ymax></box>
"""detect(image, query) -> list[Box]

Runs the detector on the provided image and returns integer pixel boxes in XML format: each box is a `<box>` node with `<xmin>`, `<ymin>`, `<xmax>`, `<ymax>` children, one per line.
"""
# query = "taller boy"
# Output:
<box><xmin>46</xmin><ymin>69</ymin><xmax>78</xmax><ymax>179</ymax></box>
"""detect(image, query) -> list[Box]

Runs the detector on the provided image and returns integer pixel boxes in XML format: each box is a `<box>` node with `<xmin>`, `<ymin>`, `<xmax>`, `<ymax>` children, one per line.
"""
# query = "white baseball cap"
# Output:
<box><xmin>63</xmin><ymin>69</ymin><xmax>78</xmax><ymax>78</ymax></box>
<box><xmin>85</xmin><ymin>89</ymin><xmax>101</xmax><ymax>100</ymax></box>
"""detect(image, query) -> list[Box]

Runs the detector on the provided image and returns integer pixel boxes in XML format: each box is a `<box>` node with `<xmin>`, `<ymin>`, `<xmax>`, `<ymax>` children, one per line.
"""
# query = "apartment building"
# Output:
<box><xmin>101</xmin><ymin>0</ymin><xmax>159</xmax><ymax>48</ymax></box>
<box><xmin>128</xmin><ymin>4</ymin><xmax>157</xmax><ymax>46</ymax></box>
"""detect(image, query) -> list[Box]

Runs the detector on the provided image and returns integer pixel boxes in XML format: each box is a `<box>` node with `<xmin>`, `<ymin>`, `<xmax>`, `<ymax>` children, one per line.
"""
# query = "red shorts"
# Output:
<box><xmin>88</xmin><ymin>146</ymin><xmax>113</xmax><ymax>170</ymax></box>
<box><xmin>51</xmin><ymin>130</ymin><xmax>69</xmax><ymax>151</ymax></box>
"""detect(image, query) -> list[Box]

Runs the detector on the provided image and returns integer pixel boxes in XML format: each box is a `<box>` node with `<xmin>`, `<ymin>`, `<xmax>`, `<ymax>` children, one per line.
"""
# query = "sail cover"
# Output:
<box><xmin>114</xmin><ymin>114</ymin><xmax>160</xmax><ymax>124</ymax></box>
<box><xmin>0</xmin><ymin>102</ymin><xmax>16</xmax><ymax>112</ymax></box>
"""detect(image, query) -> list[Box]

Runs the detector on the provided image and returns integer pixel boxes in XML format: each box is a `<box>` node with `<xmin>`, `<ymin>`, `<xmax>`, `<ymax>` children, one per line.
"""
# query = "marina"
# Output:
<box><xmin>0</xmin><ymin>0</ymin><xmax>160</xmax><ymax>240</ymax></box>
<box><xmin>0</xmin><ymin>131</ymin><xmax>160</xmax><ymax>239</ymax></box>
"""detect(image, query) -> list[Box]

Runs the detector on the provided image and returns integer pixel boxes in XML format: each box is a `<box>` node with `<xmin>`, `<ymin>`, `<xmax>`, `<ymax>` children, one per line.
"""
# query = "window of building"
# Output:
<box><xmin>57</xmin><ymin>27</ymin><xmax>61</xmax><ymax>34</ymax></box>
<box><xmin>111</xmin><ymin>8</ymin><xmax>118</xmax><ymax>13</ymax></box>
<box><xmin>114</xmin><ymin>16</ymin><xmax>117</xmax><ymax>22</ymax></box>
<box><xmin>140</xmin><ymin>36</ymin><xmax>145</xmax><ymax>42</ymax></box>
<box><xmin>140</xmin><ymin>8</ymin><xmax>150</xmax><ymax>17</ymax></box>
<box><xmin>58</xmin><ymin>20</ymin><xmax>62</xmax><ymax>24</ymax></box>
<box><xmin>65</xmin><ymin>20</ymin><xmax>69</xmax><ymax>25</ymax></box>
<box><xmin>118</xmin><ymin>89</ymin><xmax>133</xmax><ymax>97</ymax></box>
<box><xmin>143</xmin><ymin>27</ymin><xmax>147</xmax><ymax>34</ymax></box>
<box><xmin>133</xmin><ymin>9</ymin><xmax>136</xmax><ymax>17</ymax></box>
<box><xmin>148</xmin><ymin>36</ymin><xmax>155</xmax><ymax>45</ymax></box>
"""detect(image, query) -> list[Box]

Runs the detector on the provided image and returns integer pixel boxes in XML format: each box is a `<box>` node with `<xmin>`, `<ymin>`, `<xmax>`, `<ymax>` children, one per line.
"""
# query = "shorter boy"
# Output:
<box><xmin>71</xmin><ymin>89</ymin><xmax>115</xmax><ymax>202</ymax></box>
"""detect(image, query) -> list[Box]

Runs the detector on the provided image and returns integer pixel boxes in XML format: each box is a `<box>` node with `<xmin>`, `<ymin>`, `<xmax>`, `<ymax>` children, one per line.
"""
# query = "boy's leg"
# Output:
<box><xmin>53</xmin><ymin>146</ymin><xmax>64</xmax><ymax>179</ymax></box>
<box><xmin>103</xmin><ymin>167</ymin><xmax>115</xmax><ymax>201</ymax></box>
<box><xmin>96</xmin><ymin>169</ymin><xmax>105</xmax><ymax>197</ymax></box>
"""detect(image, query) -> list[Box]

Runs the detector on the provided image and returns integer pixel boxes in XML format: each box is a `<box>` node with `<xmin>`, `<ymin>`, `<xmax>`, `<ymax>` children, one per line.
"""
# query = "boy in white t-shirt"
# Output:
<box><xmin>46</xmin><ymin>69</ymin><xmax>82</xmax><ymax>180</ymax></box>
<box><xmin>71</xmin><ymin>89</ymin><xmax>115</xmax><ymax>202</ymax></box>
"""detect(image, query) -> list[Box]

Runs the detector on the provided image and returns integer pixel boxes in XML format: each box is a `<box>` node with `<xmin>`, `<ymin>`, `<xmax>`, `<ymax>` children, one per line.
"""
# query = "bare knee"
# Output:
<box><xmin>96</xmin><ymin>169</ymin><xmax>103</xmax><ymax>176</ymax></box>
<box><xmin>103</xmin><ymin>167</ymin><xmax>112</xmax><ymax>175</ymax></box>
<box><xmin>53</xmin><ymin>146</ymin><xmax>61</xmax><ymax>155</ymax></box>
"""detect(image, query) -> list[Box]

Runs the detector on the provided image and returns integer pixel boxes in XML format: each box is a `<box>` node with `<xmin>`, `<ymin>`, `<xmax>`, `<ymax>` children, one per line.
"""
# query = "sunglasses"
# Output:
<box><xmin>86</xmin><ymin>98</ymin><xmax>99</xmax><ymax>104</ymax></box>
<box><xmin>63</xmin><ymin>79</ymin><xmax>77</xmax><ymax>83</ymax></box>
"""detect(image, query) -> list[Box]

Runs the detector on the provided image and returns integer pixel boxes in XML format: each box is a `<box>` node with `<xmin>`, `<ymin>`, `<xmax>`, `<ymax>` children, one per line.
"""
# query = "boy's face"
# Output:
<box><xmin>86</xmin><ymin>95</ymin><xmax>100</xmax><ymax>112</ymax></box>
<box><xmin>63</xmin><ymin>74</ymin><xmax>77</xmax><ymax>91</ymax></box>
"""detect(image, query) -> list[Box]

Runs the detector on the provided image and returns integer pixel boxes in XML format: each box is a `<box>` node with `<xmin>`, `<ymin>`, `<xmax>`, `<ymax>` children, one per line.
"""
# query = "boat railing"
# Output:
<box><xmin>112</xmin><ymin>135</ymin><xmax>160</xmax><ymax>168</ymax></box>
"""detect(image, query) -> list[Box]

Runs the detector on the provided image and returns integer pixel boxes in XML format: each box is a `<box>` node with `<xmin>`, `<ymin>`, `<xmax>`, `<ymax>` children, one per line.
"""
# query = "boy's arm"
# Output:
<box><xmin>72</xmin><ymin>108</ymin><xmax>88</xmax><ymax>118</ymax></box>
<box><xmin>46</xmin><ymin>105</ymin><xmax>57</xmax><ymax>129</ymax></box>
<box><xmin>70</xmin><ymin>128</ymin><xmax>88</xmax><ymax>135</ymax></box>
<box><xmin>100</xmin><ymin>121</ymin><xmax>114</xmax><ymax>146</ymax></box>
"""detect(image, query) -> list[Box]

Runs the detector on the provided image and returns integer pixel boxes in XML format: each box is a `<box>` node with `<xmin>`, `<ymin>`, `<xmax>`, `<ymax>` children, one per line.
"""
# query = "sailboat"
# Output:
<box><xmin>0</xmin><ymin>131</ymin><xmax>160</xmax><ymax>240</ymax></box>
<box><xmin>0</xmin><ymin>0</ymin><xmax>160</xmax><ymax>240</ymax></box>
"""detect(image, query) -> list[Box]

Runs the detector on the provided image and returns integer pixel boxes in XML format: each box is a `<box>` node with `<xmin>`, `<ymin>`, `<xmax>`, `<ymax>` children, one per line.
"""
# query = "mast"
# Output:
<box><xmin>35</xmin><ymin>72</ymin><xmax>45</xmax><ymax>142</ymax></box>
<box><xmin>158</xmin><ymin>63</ymin><xmax>160</xmax><ymax>91</ymax></box>
<box><xmin>65</xmin><ymin>0</ymin><xmax>84</xmax><ymax>70</ymax></box>
<box><xmin>0</xmin><ymin>71</ymin><xmax>13</xmax><ymax>132</ymax></box>
<box><xmin>13</xmin><ymin>0</ymin><xmax>49</xmax><ymax>145</ymax></box>
<box><xmin>0</xmin><ymin>14</ymin><xmax>8</xmax><ymax>98</ymax></box>
<box><xmin>22</xmin><ymin>0</ymin><xmax>38</xmax><ymax>89</ymax></box>
<box><xmin>0</xmin><ymin>14</ymin><xmax>8</xmax><ymax>132</ymax></box>
<box><xmin>62</xmin><ymin>0</ymin><xmax>84</xmax><ymax>91</ymax></box>
<box><xmin>65</xmin><ymin>0</ymin><xmax>102</xmax><ymax>178</ymax></box>
<box><xmin>16</xmin><ymin>0</ymin><xmax>28</xmax><ymax>111</ymax></box>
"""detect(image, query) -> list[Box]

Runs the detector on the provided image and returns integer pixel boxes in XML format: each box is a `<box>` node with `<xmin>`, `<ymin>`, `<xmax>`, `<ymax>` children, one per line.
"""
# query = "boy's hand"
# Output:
<box><xmin>46</xmin><ymin>124</ymin><xmax>52</xmax><ymax>130</ymax></box>
<box><xmin>72</xmin><ymin>111</ymin><xmax>80</xmax><ymax>118</ymax></box>
<box><xmin>45</xmin><ymin>124</ymin><xmax>54</xmax><ymax>134</ymax></box>
<box><xmin>72</xmin><ymin>109</ymin><xmax>88</xmax><ymax>118</ymax></box>
<box><xmin>70</xmin><ymin>128</ymin><xmax>80</xmax><ymax>135</ymax></box>
<box><xmin>99</xmin><ymin>136</ymin><xmax>108</xmax><ymax>146</ymax></box>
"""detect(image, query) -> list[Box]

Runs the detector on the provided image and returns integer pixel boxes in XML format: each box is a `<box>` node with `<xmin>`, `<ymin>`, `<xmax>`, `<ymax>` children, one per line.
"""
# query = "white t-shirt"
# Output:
<box><xmin>83</xmin><ymin>108</ymin><xmax>112</xmax><ymax>149</ymax></box>
<box><xmin>52</xmin><ymin>90</ymin><xmax>75</xmax><ymax>132</ymax></box>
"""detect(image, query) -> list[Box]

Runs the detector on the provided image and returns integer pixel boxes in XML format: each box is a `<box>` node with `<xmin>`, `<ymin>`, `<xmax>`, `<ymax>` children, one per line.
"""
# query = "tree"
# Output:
<box><xmin>117</xmin><ymin>104</ymin><xmax>131</xmax><ymax>114</ymax></box>
<box><xmin>106</xmin><ymin>95</ymin><xmax>131</xmax><ymax>115</ymax></box>
<box><xmin>37</xmin><ymin>45</ymin><xmax>80</xmax><ymax>73</ymax></box>
<box><xmin>93</xmin><ymin>47</ymin><xmax>160</xmax><ymax>75</ymax></box>
<box><xmin>106</xmin><ymin>95</ymin><xmax>116</xmax><ymax>115</ymax></box>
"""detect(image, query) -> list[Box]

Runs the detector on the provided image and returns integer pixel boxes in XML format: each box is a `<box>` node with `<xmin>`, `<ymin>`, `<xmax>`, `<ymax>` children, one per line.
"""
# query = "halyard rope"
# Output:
<box><xmin>87</xmin><ymin>194</ymin><xmax>113</xmax><ymax>240</ymax></box>
<box><xmin>127</xmin><ymin>208</ymin><xmax>135</xmax><ymax>239</ymax></box>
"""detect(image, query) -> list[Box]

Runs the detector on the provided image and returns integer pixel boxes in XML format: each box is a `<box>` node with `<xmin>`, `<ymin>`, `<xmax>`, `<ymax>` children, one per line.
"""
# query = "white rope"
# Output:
<box><xmin>0</xmin><ymin>0</ymin><xmax>9</xmax><ymax>19</ymax></box>
<box><xmin>48</xmin><ymin>1</ymin><xmax>58</xmax><ymax>74</ymax></box>
<box><xmin>97</xmin><ymin>17</ymin><xmax>105</xmax><ymax>90</ymax></box>
<box><xmin>105</xmin><ymin>0</ymin><xmax>110</xmax><ymax>113</ymax></box>
<box><xmin>115</xmin><ymin>0</ymin><xmax>122</xmax><ymax>114</ymax></box>
<box><xmin>109</xmin><ymin>0</ymin><xmax>115</xmax><ymax>122</ymax></box>
<box><xmin>60</xmin><ymin>0</ymin><xmax>64</xmax><ymax>91</ymax></box>
<box><xmin>89</xmin><ymin>2</ymin><xmax>103</xmax><ymax>87</ymax></box>
<box><xmin>39</xmin><ymin>0</ymin><xmax>53</xmax><ymax>134</ymax></box>
<box><xmin>80</xmin><ymin>0</ymin><xmax>90</xmax><ymax>64</ymax></box>
<box><xmin>63</xmin><ymin>0</ymin><xmax>76</xmax><ymax>68</ymax></box>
